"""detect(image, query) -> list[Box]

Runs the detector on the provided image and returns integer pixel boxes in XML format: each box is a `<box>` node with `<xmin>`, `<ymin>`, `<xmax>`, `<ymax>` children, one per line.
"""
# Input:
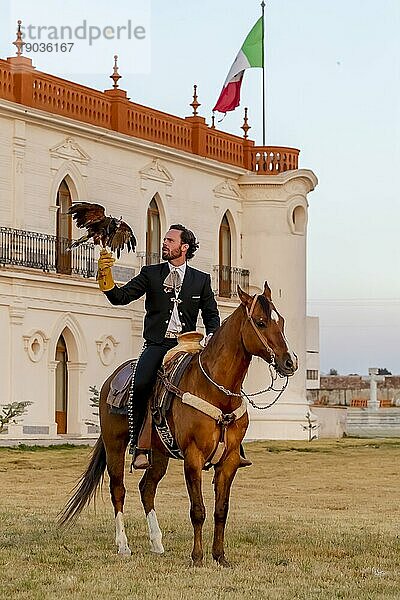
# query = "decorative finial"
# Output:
<box><xmin>190</xmin><ymin>84</ymin><xmax>201</xmax><ymax>116</ymax></box>
<box><xmin>13</xmin><ymin>20</ymin><xmax>25</xmax><ymax>57</ymax></box>
<box><xmin>210</xmin><ymin>112</ymin><xmax>216</xmax><ymax>129</ymax></box>
<box><xmin>110</xmin><ymin>55</ymin><xmax>121</xmax><ymax>89</ymax></box>
<box><xmin>241</xmin><ymin>107</ymin><xmax>251</xmax><ymax>139</ymax></box>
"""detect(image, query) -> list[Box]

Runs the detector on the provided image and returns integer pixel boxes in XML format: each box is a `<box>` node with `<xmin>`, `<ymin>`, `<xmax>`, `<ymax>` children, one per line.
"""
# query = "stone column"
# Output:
<box><xmin>368</xmin><ymin>368</ymin><xmax>384</xmax><ymax>411</ymax></box>
<box><xmin>67</xmin><ymin>361</ymin><xmax>88</xmax><ymax>435</ymax></box>
<box><xmin>47</xmin><ymin>360</ymin><xmax>59</xmax><ymax>436</ymax></box>
<box><xmin>239</xmin><ymin>169</ymin><xmax>318</xmax><ymax>440</ymax></box>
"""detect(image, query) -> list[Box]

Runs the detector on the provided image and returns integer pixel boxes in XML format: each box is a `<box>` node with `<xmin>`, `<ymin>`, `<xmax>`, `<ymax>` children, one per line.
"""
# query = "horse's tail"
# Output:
<box><xmin>58</xmin><ymin>436</ymin><xmax>107</xmax><ymax>527</ymax></box>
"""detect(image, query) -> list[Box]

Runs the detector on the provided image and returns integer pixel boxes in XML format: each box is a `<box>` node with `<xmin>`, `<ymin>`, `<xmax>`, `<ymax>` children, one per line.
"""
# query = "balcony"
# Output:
<box><xmin>213</xmin><ymin>265</ymin><xmax>249</xmax><ymax>299</ymax></box>
<box><xmin>0</xmin><ymin>56</ymin><xmax>300</xmax><ymax>175</ymax></box>
<box><xmin>0</xmin><ymin>227</ymin><xmax>96</xmax><ymax>278</ymax></box>
<box><xmin>137</xmin><ymin>251</ymin><xmax>161</xmax><ymax>267</ymax></box>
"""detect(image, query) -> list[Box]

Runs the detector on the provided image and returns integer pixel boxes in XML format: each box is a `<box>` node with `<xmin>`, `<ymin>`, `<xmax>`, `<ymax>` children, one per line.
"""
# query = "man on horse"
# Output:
<box><xmin>97</xmin><ymin>224</ymin><xmax>220</xmax><ymax>469</ymax></box>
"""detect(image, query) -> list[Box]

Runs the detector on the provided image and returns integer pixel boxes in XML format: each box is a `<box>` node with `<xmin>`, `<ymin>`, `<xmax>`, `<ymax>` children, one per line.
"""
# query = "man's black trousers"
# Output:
<box><xmin>131</xmin><ymin>338</ymin><xmax>177</xmax><ymax>446</ymax></box>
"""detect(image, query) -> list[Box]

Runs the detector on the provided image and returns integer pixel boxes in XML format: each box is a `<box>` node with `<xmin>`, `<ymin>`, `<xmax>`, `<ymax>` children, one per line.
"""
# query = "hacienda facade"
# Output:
<box><xmin>0</xmin><ymin>45</ymin><xmax>318</xmax><ymax>441</ymax></box>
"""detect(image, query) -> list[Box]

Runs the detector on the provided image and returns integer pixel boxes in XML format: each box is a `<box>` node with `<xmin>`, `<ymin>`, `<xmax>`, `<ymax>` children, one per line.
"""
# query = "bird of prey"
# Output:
<box><xmin>67</xmin><ymin>202</ymin><xmax>136</xmax><ymax>258</ymax></box>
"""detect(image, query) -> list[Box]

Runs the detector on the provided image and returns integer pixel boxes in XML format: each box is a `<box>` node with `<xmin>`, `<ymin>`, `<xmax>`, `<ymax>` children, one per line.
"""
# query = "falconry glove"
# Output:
<box><xmin>97</xmin><ymin>249</ymin><xmax>116</xmax><ymax>292</ymax></box>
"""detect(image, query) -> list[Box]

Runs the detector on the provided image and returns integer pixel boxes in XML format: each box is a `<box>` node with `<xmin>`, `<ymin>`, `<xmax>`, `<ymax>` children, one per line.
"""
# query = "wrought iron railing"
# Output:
<box><xmin>145</xmin><ymin>252</ymin><xmax>161</xmax><ymax>266</ymax></box>
<box><xmin>137</xmin><ymin>251</ymin><xmax>161</xmax><ymax>267</ymax></box>
<box><xmin>0</xmin><ymin>227</ymin><xmax>96</xmax><ymax>277</ymax></box>
<box><xmin>213</xmin><ymin>265</ymin><xmax>249</xmax><ymax>298</ymax></box>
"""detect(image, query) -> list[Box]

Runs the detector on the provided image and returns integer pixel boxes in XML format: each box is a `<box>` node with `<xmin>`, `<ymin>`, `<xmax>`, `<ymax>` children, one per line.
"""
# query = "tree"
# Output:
<box><xmin>85</xmin><ymin>385</ymin><xmax>100</xmax><ymax>429</ymax></box>
<box><xmin>329</xmin><ymin>368</ymin><xmax>338</xmax><ymax>376</ymax></box>
<box><xmin>0</xmin><ymin>401</ymin><xmax>32</xmax><ymax>433</ymax></box>
<box><xmin>378</xmin><ymin>368</ymin><xmax>391</xmax><ymax>375</ymax></box>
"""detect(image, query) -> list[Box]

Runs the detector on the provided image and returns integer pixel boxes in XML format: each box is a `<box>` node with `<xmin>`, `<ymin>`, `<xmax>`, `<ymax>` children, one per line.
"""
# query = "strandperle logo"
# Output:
<box><xmin>20</xmin><ymin>20</ymin><xmax>146</xmax><ymax>47</ymax></box>
<box><xmin>8</xmin><ymin>0</ymin><xmax>151</xmax><ymax>75</ymax></box>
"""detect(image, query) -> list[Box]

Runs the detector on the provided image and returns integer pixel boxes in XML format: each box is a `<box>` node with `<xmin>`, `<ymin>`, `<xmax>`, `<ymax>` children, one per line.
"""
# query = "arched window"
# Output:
<box><xmin>146</xmin><ymin>197</ymin><xmax>161</xmax><ymax>265</ymax></box>
<box><xmin>292</xmin><ymin>205</ymin><xmax>306</xmax><ymax>234</ymax></box>
<box><xmin>55</xmin><ymin>334</ymin><xmax>68</xmax><ymax>434</ymax></box>
<box><xmin>56</xmin><ymin>180</ymin><xmax>72</xmax><ymax>274</ymax></box>
<box><xmin>219</xmin><ymin>213</ymin><xmax>232</xmax><ymax>297</ymax></box>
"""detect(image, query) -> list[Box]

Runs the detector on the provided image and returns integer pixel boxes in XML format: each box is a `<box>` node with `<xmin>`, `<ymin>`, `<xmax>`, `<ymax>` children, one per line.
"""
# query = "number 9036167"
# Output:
<box><xmin>24</xmin><ymin>42</ymin><xmax>74</xmax><ymax>53</ymax></box>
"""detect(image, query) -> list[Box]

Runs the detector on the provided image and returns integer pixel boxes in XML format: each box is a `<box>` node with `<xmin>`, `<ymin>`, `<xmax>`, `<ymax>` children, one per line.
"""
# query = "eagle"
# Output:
<box><xmin>67</xmin><ymin>202</ymin><xmax>136</xmax><ymax>258</ymax></box>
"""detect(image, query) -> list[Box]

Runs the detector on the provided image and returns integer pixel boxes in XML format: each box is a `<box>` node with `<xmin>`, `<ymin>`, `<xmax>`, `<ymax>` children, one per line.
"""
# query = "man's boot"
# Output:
<box><xmin>130</xmin><ymin>403</ymin><xmax>150</xmax><ymax>470</ymax></box>
<box><xmin>133</xmin><ymin>450</ymin><xmax>150</xmax><ymax>470</ymax></box>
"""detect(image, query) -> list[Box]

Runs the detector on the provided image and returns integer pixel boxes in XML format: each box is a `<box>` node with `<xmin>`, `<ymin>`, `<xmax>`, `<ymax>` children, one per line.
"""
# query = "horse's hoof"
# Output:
<box><xmin>192</xmin><ymin>558</ymin><xmax>203</xmax><ymax>567</ymax></box>
<box><xmin>150</xmin><ymin>538</ymin><xmax>164</xmax><ymax>554</ymax></box>
<box><xmin>214</xmin><ymin>556</ymin><xmax>230</xmax><ymax>567</ymax></box>
<box><xmin>117</xmin><ymin>546</ymin><xmax>132</xmax><ymax>556</ymax></box>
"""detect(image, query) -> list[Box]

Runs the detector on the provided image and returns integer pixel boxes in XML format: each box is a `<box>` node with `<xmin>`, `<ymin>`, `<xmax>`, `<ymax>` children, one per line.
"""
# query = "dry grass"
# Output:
<box><xmin>1</xmin><ymin>438</ymin><xmax>400</xmax><ymax>599</ymax></box>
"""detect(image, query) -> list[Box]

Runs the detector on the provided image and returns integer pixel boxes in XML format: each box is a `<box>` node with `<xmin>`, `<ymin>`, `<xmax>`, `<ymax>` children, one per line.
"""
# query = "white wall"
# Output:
<box><xmin>0</xmin><ymin>98</ymin><xmax>317</xmax><ymax>439</ymax></box>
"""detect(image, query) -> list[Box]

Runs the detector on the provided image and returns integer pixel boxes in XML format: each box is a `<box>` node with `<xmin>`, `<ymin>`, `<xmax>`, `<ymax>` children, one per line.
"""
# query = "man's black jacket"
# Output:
<box><xmin>104</xmin><ymin>262</ymin><xmax>220</xmax><ymax>343</ymax></box>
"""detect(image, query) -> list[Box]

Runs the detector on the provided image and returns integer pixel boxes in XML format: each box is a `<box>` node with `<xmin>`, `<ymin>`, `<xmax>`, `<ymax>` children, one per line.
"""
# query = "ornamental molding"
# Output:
<box><xmin>140</xmin><ymin>158</ymin><xmax>174</xmax><ymax>186</ymax></box>
<box><xmin>96</xmin><ymin>334</ymin><xmax>119</xmax><ymax>366</ymax></box>
<box><xmin>9</xmin><ymin>299</ymin><xmax>26</xmax><ymax>325</ymax></box>
<box><xmin>213</xmin><ymin>179</ymin><xmax>242</xmax><ymax>201</ymax></box>
<box><xmin>23</xmin><ymin>329</ymin><xmax>49</xmax><ymax>363</ymax></box>
<box><xmin>239</xmin><ymin>187</ymin><xmax>287</xmax><ymax>203</ymax></box>
<box><xmin>50</xmin><ymin>136</ymin><xmax>91</xmax><ymax>165</ymax></box>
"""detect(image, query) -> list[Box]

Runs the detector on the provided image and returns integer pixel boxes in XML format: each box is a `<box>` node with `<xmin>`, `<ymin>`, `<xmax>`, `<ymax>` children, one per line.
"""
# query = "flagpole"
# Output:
<box><xmin>261</xmin><ymin>0</ymin><xmax>266</xmax><ymax>145</ymax></box>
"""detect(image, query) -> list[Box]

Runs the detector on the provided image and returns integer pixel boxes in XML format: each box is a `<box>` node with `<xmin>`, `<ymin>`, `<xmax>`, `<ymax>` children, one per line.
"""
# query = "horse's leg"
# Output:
<box><xmin>184</xmin><ymin>445</ymin><xmax>206</xmax><ymax>566</ymax></box>
<box><xmin>139</xmin><ymin>448</ymin><xmax>169</xmax><ymax>554</ymax></box>
<box><xmin>212</xmin><ymin>455</ymin><xmax>239</xmax><ymax>567</ymax></box>
<box><xmin>103</xmin><ymin>423</ymin><xmax>131</xmax><ymax>556</ymax></box>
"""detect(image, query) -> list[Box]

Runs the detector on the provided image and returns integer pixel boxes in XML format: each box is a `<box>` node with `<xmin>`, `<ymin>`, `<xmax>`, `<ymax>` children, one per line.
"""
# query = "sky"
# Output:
<box><xmin>1</xmin><ymin>0</ymin><xmax>399</xmax><ymax>375</ymax></box>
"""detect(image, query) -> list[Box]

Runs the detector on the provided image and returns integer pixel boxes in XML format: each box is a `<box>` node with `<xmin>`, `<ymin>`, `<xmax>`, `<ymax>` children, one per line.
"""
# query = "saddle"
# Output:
<box><xmin>106</xmin><ymin>332</ymin><xmax>204</xmax><ymax>412</ymax></box>
<box><xmin>106</xmin><ymin>359</ymin><xmax>136</xmax><ymax>410</ymax></box>
<box><xmin>106</xmin><ymin>332</ymin><xmax>247</xmax><ymax>467</ymax></box>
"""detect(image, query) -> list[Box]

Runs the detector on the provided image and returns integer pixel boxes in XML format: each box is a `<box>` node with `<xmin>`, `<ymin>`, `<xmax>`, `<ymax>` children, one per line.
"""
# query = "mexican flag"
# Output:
<box><xmin>213</xmin><ymin>17</ymin><xmax>264</xmax><ymax>113</ymax></box>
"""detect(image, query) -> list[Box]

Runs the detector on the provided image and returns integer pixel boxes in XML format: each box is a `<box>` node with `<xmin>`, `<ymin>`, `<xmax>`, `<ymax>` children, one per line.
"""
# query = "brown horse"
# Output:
<box><xmin>59</xmin><ymin>283</ymin><xmax>297</xmax><ymax>566</ymax></box>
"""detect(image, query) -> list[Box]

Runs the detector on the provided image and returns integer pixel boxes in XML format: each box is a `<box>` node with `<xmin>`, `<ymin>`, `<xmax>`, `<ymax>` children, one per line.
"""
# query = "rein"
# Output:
<box><xmin>198</xmin><ymin>353</ymin><xmax>288</xmax><ymax>410</ymax></box>
<box><xmin>197</xmin><ymin>294</ymin><xmax>290</xmax><ymax>410</ymax></box>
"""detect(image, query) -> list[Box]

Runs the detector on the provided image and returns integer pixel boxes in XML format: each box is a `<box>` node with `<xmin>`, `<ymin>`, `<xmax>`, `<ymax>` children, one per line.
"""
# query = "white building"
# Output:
<box><xmin>306</xmin><ymin>316</ymin><xmax>320</xmax><ymax>390</ymax></box>
<box><xmin>0</xmin><ymin>47</ymin><xmax>318</xmax><ymax>441</ymax></box>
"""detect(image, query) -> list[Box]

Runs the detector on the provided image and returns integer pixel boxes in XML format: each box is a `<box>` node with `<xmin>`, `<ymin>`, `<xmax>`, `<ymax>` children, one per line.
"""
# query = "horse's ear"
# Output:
<box><xmin>263</xmin><ymin>281</ymin><xmax>272</xmax><ymax>300</ymax></box>
<box><xmin>237</xmin><ymin>285</ymin><xmax>252</xmax><ymax>306</ymax></box>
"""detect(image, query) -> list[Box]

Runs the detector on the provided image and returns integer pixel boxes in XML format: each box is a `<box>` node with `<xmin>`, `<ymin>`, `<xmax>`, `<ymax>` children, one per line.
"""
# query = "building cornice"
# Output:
<box><xmin>0</xmin><ymin>98</ymin><xmax>249</xmax><ymax>179</ymax></box>
<box><xmin>239</xmin><ymin>169</ymin><xmax>318</xmax><ymax>193</ymax></box>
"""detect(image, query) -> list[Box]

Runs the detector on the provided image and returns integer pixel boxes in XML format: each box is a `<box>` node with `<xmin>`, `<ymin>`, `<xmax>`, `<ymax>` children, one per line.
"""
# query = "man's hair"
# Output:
<box><xmin>169</xmin><ymin>224</ymin><xmax>199</xmax><ymax>260</ymax></box>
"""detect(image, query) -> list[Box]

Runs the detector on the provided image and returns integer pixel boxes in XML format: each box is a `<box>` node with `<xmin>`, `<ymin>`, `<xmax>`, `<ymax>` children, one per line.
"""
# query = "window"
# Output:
<box><xmin>292</xmin><ymin>205</ymin><xmax>306</xmax><ymax>234</ymax></box>
<box><xmin>55</xmin><ymin>334</ymin><xmax>68</xmax><ymax>434</ymax></box>
<box><xmin>56</xmin><ymin>180</ymin><xmax>72</xmax><ymax>274</ymax></box>
<box><xmin>218</xmin><ymin>213</ymin><xmax>231</xmax><ymax>297</ymax></box>
<box><xmin>146</xmin><ymin>198</ymin><xmax>161</xmax><ymax>265</ymax></box>
<box><xmin>306</xmin><ymin>369</ymin><xmax>319</xmax><ymax>380</ymax></box>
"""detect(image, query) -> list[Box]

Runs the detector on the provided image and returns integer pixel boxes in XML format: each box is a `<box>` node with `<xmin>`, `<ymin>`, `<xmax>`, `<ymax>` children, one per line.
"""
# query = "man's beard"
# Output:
<box><xmin>162</xmin><ymin>246</ymin><xmax>183</xmax><ymax>261</ymax></box>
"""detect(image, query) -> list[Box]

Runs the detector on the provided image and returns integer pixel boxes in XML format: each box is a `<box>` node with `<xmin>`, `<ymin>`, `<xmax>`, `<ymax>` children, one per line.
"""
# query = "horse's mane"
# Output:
<box><xmin>256</xmin><ymin>294</ymin><xmax>272</xmax><ymax>315</ymax></box>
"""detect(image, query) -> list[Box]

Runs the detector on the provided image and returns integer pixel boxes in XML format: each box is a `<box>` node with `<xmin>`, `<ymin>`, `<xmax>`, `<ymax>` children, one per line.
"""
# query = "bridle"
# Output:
<box><xmin>198</xmin><ymin>294</ymin><xmax>290</xmax><ymax>410</ymax></box>
<box><xmin>245</xmin><ymin>294</ymin><xmax>276</xmax><ymax>361</ymax></box>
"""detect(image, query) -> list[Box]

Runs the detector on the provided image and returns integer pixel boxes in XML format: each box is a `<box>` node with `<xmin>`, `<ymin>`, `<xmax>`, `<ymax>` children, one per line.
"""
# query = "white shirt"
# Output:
<box><xmin>166</xmin><ymin>262</ymin><xmax>187</xmax><ymax>333</ymax></box>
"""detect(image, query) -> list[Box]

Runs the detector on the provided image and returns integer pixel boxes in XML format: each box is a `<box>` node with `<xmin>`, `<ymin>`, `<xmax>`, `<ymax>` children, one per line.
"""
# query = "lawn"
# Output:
<box><xmin>0</xmin><ymin>438</ymin><xmax>399</xmax><ymax>599</ymax></box>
